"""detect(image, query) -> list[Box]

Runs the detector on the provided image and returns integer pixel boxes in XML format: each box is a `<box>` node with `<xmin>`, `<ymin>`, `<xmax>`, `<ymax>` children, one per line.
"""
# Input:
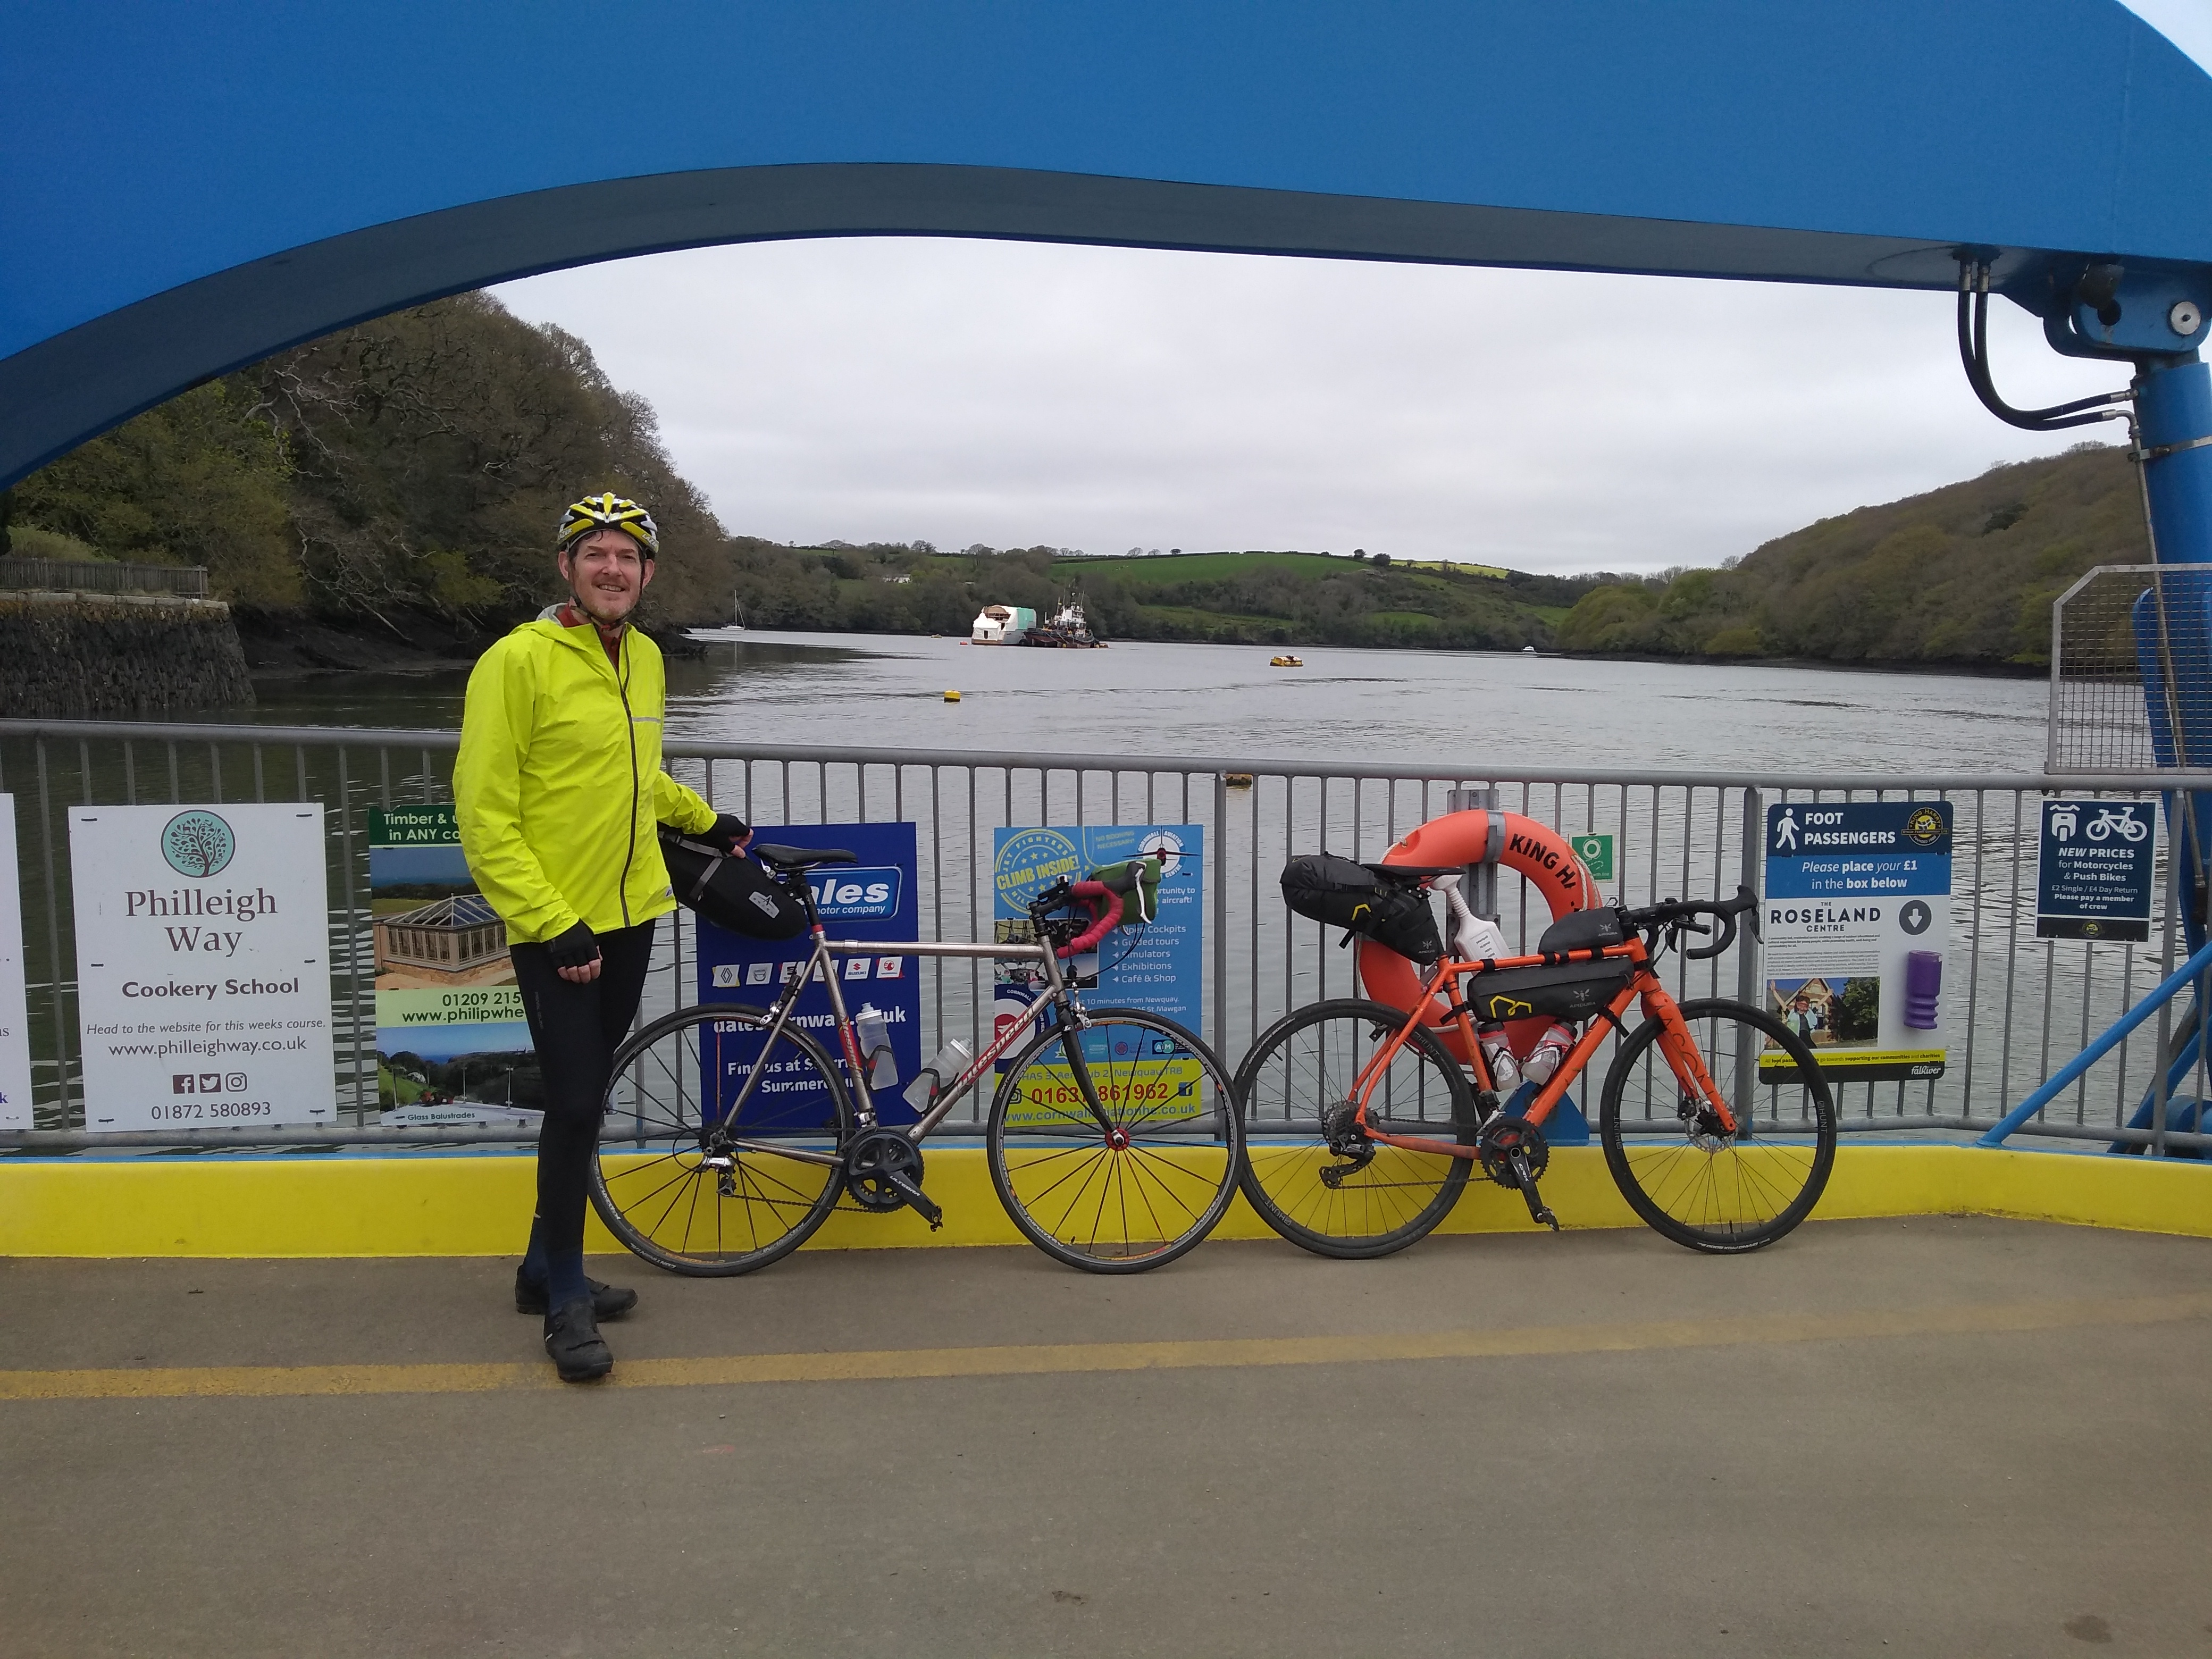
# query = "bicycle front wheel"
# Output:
<box><xmin>1599</xmin><ymin>997</ymin><xmax>1837</xmax><ymax>1253</ymax></box>
<box><xmin>987</xmin><ymin>1007</ymin><xmax>1244</xmax><ymax>1272</ymax></box>
<box><xmin>1235</xmin><ymin>999</ymin><xmax>1474</xmax><ymax>1259</ymax></box>
<box><xmin>590</xmin><ymin>1003</ymin><xmax>852</xmax><ymax>1276</ymax></box>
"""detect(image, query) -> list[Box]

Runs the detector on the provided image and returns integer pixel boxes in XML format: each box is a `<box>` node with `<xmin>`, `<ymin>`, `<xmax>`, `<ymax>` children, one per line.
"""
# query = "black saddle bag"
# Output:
<box><xmin>660</xmin><ymin>830</ymin><xmax>810</xmax><ymax>941</ymax></box>
<box><xmin>1279</xmin><ymin>852</ymin><xmax>1444</xmax><ymax>966</ymax></box>
<box><xmin>1460</xmin><ymin>958</ymin><xmax>1635</xmax><ymax>1025</ymax></box>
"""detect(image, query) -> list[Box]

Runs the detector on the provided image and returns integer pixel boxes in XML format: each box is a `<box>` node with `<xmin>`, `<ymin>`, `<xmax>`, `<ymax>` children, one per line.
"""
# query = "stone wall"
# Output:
<box><xmin>0</xmin><ymin>593</ymin><xmax>254</xmax><ymax>716</ymax></box>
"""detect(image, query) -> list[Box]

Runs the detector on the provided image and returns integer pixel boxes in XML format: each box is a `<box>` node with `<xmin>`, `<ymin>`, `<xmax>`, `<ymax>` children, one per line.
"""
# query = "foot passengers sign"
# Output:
<box><xmin>1762</xmin><ymin>801</ymin><xmax>1951</xmax><ymax>1083</ymax></box>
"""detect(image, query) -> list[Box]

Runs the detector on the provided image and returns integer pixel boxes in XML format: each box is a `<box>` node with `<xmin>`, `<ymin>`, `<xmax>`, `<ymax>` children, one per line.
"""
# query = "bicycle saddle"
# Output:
<box><xmin>1364</xmin><ymin>862</ymin><xmax>1461</xmax><ymax>882</ymax></box>
<box><xmin>751</xmin><ymin>843</ymin><xmax>858</xmax><ymax>871</ymax></box>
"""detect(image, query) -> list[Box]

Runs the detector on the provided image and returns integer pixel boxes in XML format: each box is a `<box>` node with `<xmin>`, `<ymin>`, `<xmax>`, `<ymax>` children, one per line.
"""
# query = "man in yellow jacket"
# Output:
<box><xmin>456</xmin><ymin>492</ymin><xmax>747</xmax><ymax>1382</ymax></box>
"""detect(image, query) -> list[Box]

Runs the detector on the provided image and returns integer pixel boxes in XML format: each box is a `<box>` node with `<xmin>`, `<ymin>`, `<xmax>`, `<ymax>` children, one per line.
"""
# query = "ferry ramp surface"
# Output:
<box><xmin>5</xmin><ymin>1215</ymin><xmax>2211</xmax><ymax>1657</ymax></box>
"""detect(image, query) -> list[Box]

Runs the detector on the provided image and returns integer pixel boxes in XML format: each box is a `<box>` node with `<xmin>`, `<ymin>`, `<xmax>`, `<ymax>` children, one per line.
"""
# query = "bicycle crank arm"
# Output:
<box><xmin>1509</xmin><ymin>1151</ymin><xmax>1561</xmax><ymax>1232</ymax></box>
<box><xmin>883</xmin><ymin>1168</ymin><xmax>944</xmax><ymax>1230</ymax></box>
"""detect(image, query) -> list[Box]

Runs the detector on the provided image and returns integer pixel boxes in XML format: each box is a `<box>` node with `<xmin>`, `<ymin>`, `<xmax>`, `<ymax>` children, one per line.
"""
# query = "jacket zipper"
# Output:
<box><xmin>615</xmin><ymin>629</ymin><xmax>639</xmax><ymax>928</ymax></box>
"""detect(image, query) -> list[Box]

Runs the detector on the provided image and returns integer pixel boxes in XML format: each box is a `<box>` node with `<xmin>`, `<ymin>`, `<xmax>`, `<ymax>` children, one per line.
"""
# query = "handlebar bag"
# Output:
<box><xmin>1461</xmin><ymin>958</ymin><xmax>1635</xmax><ymax>1025</ymax></box>
<box><xmin>1535</xmin><ymin>907</ymin><xmax>1626</xmax><ymax>956</ymax></box>
<box><xmin>660</xmin><ymin>831</ymin><xmax>810</xmax><ymax>941</ymax></box>
<box><xmin>1280</xmin><ymin>853</ymin><xmax>1444</xmax><ymax>966</ymax></box>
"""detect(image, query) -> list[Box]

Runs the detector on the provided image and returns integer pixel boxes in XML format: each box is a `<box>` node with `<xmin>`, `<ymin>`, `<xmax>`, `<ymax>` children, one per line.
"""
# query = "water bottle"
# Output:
<box><xmin>903</xmin><ymin>1036</ymin><xmax>974</xmax><ymax>1112</ymax></box>
<box><xmin>853</xmin><ymin>1004</ymin><xmax>898</xmax><ymax>1090</ymax></box>
<box><xmin>1436</xmin><ymin>874</ymin><xmax>1506</xmax><ymax>961</ymax></box>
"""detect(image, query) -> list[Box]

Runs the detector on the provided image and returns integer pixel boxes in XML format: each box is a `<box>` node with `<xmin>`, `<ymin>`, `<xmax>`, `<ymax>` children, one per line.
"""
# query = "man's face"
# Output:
<box><xmin>559</xmin><ymin>527</ymin><xmax>653</xmax><ymax>626</ymax></box>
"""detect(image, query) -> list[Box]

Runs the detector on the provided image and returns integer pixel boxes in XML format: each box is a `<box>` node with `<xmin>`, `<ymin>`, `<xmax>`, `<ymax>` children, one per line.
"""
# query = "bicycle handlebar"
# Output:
<box><xmin>1619</xmin><ymin>884</ymin><xmax>1761</xmax><ymax>961</ymax></box>
<box><xmin>1029</xmin><ymin>877</ymin><xmax>1125</xmax><ymax>958</ymax></box>
<box><xmin>1054</xmin><ymin>881</ymin><xmax>1123</xmax><ymax>958</ymax></box>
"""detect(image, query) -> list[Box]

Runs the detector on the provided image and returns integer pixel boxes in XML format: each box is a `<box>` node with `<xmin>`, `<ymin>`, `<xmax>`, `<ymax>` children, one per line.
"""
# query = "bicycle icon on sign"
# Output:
<box><xmin>2087</xmin><ymin>807</ymin><xmax>2149</xmax><ymax>843</ymax></box>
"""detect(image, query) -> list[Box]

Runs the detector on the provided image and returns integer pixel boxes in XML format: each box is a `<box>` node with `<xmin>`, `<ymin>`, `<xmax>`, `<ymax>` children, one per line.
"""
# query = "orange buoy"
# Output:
<box><xmin>1358</xmin><ymin>809</ymin><xmax>1598</xmax><ymax>1064</ymax></box>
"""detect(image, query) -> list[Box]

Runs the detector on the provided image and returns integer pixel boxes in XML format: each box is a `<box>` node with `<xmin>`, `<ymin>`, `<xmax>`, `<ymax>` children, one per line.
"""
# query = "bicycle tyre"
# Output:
<box><xmin>589</xmin><ymin>1002</ymin><xmax>851</xmax><ymax>1276</ymax></box>
<box><xmin>986</xmin><ymin>1007</ymin><xmax>1244</xmax><ymax>1273</ymax></box>
<box><xmin>1598</xmin><ymin>997</ymin><xmax>1837</xmax><ymax>1254</ymax></box>
<box><xmin>1235</xmin><ymin>998</ymin><xmax>1474</xmax><ymax>1259</ymax></box>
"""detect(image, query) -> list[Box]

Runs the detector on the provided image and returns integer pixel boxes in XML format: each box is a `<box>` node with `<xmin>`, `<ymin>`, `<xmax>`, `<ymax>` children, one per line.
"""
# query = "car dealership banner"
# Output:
<box><xmin>70</xmin><ymin>803</ymin><xmax>337</xmax><ymax>1130</ymax></box>
<box><xmin>695</xmin><ymin>823</ymin><xmax>923</xmax><ymax>1126</ymax></box>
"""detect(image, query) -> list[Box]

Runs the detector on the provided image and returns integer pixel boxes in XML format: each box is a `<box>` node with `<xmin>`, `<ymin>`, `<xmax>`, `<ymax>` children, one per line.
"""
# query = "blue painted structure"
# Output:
<box><xmin>6</xmin><ymin>1</ymin><xmax>2212</xmax><ymax>488</ymax></box>
<box><xmin>12</xmin><ymin>1</ymin><xmax>2212</xmax><ymax>1145</ymax></box>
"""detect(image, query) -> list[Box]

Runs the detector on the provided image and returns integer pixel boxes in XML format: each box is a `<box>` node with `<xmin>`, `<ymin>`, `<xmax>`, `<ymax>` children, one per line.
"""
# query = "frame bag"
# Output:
<box><xmin>659</xmin><ymin>830</ymin><xmax>810</xmax><ymax>941</ymax></box>
<box><xmin>1461</xmin><ymin>958</ymin><xmax>1633</xmax><ymax>1025</ymax></box>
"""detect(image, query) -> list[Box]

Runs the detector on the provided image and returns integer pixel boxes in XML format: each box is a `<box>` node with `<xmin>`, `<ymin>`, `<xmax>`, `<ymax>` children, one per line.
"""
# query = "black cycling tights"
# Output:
<box><xmin>510</xmin><ymin>919</ymin><xmax>657</xmax><ymax>1302</ymax></box>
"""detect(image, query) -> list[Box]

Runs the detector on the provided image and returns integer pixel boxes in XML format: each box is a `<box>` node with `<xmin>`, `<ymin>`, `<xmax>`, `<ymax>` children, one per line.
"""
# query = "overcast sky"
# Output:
<box><xmin>492</xmin><ymin>4</ymin><xmax>2206</xmax><ymax>577</ymax></box>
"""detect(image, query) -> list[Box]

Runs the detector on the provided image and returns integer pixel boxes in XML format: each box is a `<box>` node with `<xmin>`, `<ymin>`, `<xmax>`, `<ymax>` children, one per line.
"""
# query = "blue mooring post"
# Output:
<box><xmin>1975</xmin><ymin>264</ymin><xmax>2212</xmax><ymax>1147</ymax></box>
<box><xmin>2133</xmin><ymin>358</ymin><xmax>2212</xmax><ymax>957</ymax></box>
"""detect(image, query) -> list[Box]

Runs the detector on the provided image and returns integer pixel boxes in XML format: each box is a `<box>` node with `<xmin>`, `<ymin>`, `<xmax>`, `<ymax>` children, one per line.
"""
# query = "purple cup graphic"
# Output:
<box><xmin>1903</xmin><ymin>951</ymin><xmax>1943</xmax><ymax>1030</ymax></box>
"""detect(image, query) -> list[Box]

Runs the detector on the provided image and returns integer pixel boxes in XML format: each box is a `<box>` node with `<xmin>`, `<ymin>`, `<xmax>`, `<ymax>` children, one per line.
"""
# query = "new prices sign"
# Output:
<box><xmin>694</xmin><ymin>823</ymin><xmax>923</xmax><ymax>1126</ymax></box>
<box><xmin>2036</xmin><ymin>799</ymin><xmax>2155</xmax><ymax>941</ymax></box>
<box><xmin>69</xmin><ymin>804</ymin><xmax>337</xmax><ymax>1130</ymax></box>
<box><xmin>1761</xmin><ymin>800</ymin><xmax>1951</xmax><ymax>1083</ymax></box>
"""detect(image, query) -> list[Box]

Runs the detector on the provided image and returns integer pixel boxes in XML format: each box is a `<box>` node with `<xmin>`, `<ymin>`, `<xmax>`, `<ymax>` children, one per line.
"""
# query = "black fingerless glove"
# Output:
<box><xmin>707</xmin><ymin>812</ymin><xmax>751</xmax><ymax>853</ymax></box>
<box><xmin>546</xmin><ymin>919</ymin><xmax>601</xmax><ymax>969</ymax></box>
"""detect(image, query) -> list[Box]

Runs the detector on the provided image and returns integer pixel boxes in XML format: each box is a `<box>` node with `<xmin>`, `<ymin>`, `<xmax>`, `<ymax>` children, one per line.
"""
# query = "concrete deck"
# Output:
<box><xmin>6</xmin><ymin>1217</ymin><xmax>2212</xmax><ymax>1656</ymax></box>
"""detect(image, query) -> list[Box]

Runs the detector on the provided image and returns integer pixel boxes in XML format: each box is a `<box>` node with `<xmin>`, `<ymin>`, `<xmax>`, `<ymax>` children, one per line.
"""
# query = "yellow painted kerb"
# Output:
<box><xmin>0</xmin><ymin>1143</ymin><xmax>2207</xmax><ymax>1258</ymax></box>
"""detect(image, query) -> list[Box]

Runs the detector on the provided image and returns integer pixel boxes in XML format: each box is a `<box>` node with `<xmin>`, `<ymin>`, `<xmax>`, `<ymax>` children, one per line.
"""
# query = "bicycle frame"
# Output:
<box><xmin>1351</xmin><ymin>938</ymin><xmax>1738</xmax><ymax>1160</ymax></box>
<box><xmin>702</xmin><ymin>916</ymin><xmax>1110</xmax><ymax>1169</ymax></box>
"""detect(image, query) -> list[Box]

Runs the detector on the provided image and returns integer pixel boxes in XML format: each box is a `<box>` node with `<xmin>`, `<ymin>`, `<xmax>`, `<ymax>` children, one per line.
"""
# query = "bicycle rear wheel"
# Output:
<box><xmin>1235</xmin><ymin>999</ymin><xmax>1474</xmax><ymax>1259</ymax></box>
<box><xmin>986</xmin><ymin>1007</ymin><xmax>1243</xmax><ymax>1272</ymax></box>
<box><xmin>1599</xmin><ymin>997</ymin><xmax>1836</xmax><ymax>1253</ymax></box>
<box><xmin>590</xmin><ymin>1003</ymin><xmax>851</xmax><ymax>1276</ymax></box>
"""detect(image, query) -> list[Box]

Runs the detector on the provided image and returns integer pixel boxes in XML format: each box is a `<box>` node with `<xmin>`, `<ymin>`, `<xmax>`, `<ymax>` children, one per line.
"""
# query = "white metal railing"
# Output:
<box><xmin>3</xmin><ymin>717</ymin><xmax>2206</xmax><ymax>1153</ymax></box>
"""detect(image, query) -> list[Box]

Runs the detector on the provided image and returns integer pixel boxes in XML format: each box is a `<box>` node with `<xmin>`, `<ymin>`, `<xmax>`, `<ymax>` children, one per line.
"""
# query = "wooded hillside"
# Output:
<box><xmin>1</xmin><ymin>292</ymin><xmax>2158</xmax><ymax>675</ymax></box>
<box><xmin>1554</xmin><ymin>443</ymin><xmax>2148</xmax><ymax>668</ymax></box>
<box><xmin>3</xmin><ymin>295</ymin><xmax>734</xmax><ymax>650</ymax></box>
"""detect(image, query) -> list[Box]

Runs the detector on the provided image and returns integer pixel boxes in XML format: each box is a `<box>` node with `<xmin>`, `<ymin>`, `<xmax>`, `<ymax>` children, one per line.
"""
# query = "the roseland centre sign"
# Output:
<box><xmin>69</xmin><ymin>805</ymin><xmax>336</xmax><ymax>1131</ymax></box>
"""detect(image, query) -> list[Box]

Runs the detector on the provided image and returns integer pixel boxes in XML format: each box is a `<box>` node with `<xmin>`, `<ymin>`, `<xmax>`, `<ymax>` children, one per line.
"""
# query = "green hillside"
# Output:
<box><xmin>2</xmin><ymin>288</ymin><xmax>2154</xmax><ymax>676</ymax></box>
<box><xmin>741</xmin><ymin>544</ymin><xmax>1609</xmax><ymax>649</ymax></box>
<box><xmin>1554</xmin><ymin>443</ymin><xmax>2149</xmax><ymax>669</ymax></box>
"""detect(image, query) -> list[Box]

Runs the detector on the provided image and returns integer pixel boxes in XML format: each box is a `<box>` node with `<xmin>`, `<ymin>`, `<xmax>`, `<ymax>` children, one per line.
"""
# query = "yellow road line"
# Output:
<box><xmin>8</xmin><ymin>1291</ymin><xmax>2210</xmax><ymax>1403</ymax></box>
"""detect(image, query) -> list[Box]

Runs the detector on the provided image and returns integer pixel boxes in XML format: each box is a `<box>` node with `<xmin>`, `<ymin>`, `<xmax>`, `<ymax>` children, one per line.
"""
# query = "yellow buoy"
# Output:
<box><xmin>943</xmin><ymin>689</ymin><xmax>962</xmax><ymax>702</ymax></box>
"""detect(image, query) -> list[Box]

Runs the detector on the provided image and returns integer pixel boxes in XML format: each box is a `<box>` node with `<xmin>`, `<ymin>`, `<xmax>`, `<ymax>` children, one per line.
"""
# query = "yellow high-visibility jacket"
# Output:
<box><xmin>455</xmin><ymin>611</ymin><xmax>718</xmax><ymax>943</ymax></box>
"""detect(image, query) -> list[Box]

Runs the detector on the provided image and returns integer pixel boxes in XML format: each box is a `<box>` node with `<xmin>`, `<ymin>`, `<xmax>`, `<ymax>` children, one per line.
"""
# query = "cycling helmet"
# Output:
<box><xmin>556</xmin><ymin>492</ymin><xmax>658</xmax><ymax>559</ymax></box>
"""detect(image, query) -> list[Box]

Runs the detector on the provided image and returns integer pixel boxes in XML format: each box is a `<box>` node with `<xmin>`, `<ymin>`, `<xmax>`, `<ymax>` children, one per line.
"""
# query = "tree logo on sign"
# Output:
<box><xmin>161</xmin><ymin>810</ymin><xmax>235</xmax><ymax>878</ymax></box>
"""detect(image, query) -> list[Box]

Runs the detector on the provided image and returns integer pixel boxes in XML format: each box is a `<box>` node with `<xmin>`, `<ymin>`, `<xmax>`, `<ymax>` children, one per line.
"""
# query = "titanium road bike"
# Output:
<box><xmin>1236</xmin><ymin>886</ymin><xmax>1837</xmax><ymax>1256</ymax></box>
<box><xmin>589</xmin><ymin>844</ymin><xmax>1244</xmax><ymax>1274</ymax></box>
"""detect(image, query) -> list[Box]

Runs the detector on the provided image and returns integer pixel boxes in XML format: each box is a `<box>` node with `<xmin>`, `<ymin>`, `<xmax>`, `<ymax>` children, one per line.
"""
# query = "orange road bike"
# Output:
<box><xmin>1235</xmin><ymin>884</ymin><xmax>1836</xmax><ymax>1256</ymax></box>
<box><xmin>588</xmin><ymin>845</ymin><xmax>1244</xmax><ymax>1275</ymax></box>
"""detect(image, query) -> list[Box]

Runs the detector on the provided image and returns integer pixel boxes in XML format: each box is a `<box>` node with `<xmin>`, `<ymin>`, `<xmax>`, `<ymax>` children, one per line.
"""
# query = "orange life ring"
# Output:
<box><xmin>1356</xmin><ymin>809</ymin><xmax>1597</xmax><ymax>1064</ymax></box>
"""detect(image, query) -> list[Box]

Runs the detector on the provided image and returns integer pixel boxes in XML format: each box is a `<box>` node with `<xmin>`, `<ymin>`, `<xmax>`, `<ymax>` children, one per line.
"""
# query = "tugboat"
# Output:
<box><xmin>1020</xmin><ymin>584</ymin><xmax>1106</xmax><ymax>648</ymax></box>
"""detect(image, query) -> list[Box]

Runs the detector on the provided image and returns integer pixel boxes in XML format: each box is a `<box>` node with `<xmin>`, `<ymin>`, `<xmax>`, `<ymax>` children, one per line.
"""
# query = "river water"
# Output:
<box><xmin>242</xmin><ymin>629</ymin><xmax>2049</xmax><ymax>776</ymax></box>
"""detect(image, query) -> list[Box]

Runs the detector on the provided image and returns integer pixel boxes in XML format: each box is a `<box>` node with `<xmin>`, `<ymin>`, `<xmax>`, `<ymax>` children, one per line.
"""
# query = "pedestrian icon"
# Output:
<box><xmin>1773</xmin><ymin>808</ymin><xmax>1799</xmax><ymax>854</ymax></box>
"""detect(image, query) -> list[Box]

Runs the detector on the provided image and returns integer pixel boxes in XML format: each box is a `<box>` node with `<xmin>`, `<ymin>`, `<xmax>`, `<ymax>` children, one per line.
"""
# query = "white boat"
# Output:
<box><xmin>971</xmin><ymin>604</ymin><xmax>1036</xmax><ymax>644</ymax></box>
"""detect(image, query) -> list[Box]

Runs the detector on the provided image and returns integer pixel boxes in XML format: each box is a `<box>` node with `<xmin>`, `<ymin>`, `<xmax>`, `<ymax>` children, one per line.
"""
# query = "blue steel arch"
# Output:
<box><xmin>4</xmin><ymin>0</ymin><xmax>2212</xmax><ymax>488</ymax></box>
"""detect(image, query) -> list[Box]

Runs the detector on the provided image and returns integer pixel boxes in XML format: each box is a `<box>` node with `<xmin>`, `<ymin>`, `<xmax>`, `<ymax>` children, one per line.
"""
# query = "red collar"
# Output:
<box><xmin>556</xmin><ymin>602</ymin><xmax>625</xmax><ymax>666</ymax></box>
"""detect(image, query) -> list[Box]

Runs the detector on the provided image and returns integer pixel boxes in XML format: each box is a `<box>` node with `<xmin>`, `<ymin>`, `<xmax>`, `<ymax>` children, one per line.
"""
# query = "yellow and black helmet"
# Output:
<box><xmin>556</xmin><ymin>492</ymin><xmax>658</xmax><ymax>559</ymax></box>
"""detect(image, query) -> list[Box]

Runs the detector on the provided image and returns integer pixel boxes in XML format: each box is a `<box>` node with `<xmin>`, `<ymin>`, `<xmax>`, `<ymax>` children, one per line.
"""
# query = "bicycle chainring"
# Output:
<box><xmin>1476</xmin><ymin>1116</ymin><xmax>1549</xmax><ymax>1189</ymax></box>
<box><xmin>845</xmin><ymin>1126</ymin><xmax>926</xmax><ymax>1212</ymax></box>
